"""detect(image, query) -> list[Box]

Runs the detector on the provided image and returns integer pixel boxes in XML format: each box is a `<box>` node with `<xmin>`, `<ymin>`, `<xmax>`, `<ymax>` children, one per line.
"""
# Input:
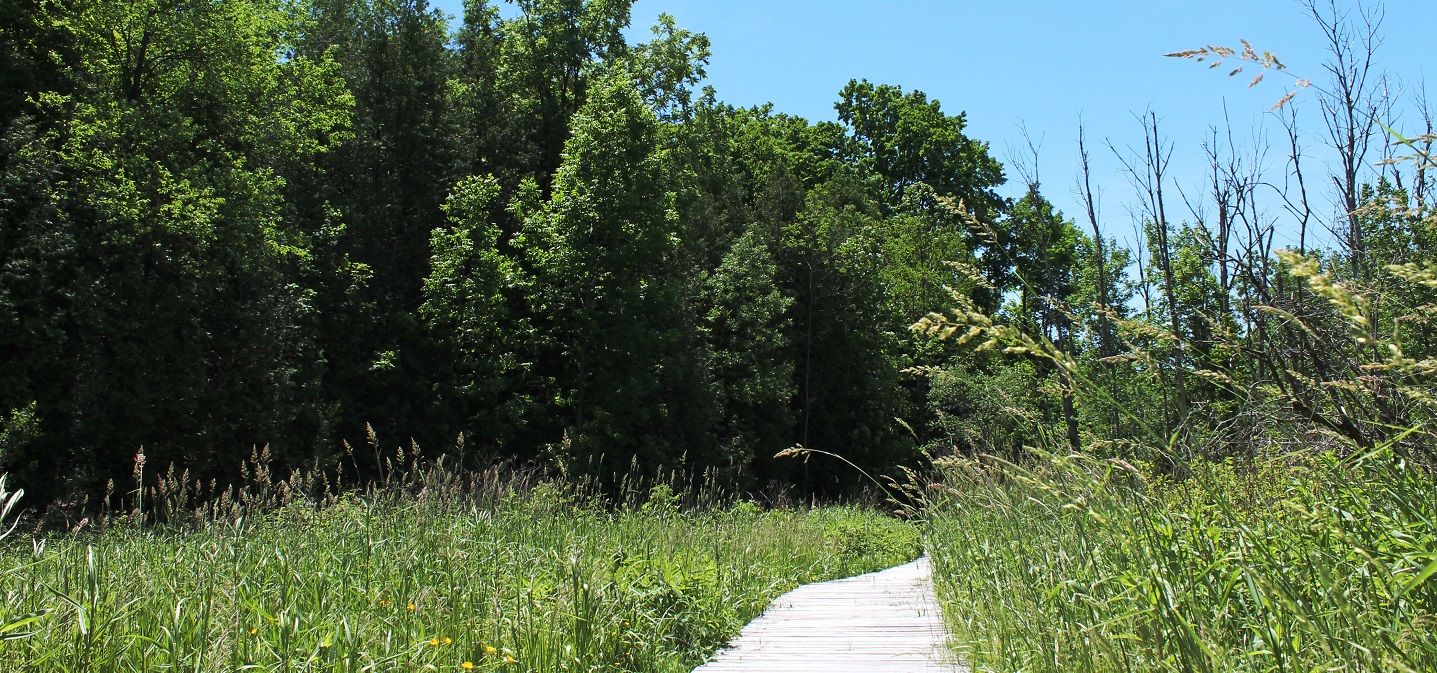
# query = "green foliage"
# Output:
<box><xmin>913</xmin><ymin>122</ymin><xmax>1437</xmax><ymax>670</ymax></box>
<box><xmin>834</xmin><ymin>79</ymin><xmax>1004</xmax><ymax>219</ymax></box>
<box><xmin>294</xmin><ymin>0</ymin><xmax>455</xmax><ymax>458</ymax></box>
<box><xmin>0</xmin><ymin>403</ymin><xmax>39</xmax><ymax>470</ymax></box>
<box><xmin>0</xmin><ymin>0</ymin><xmax>74</xmax><ymax>127</ymax></box>
<box><xmin>629</xmin><ymin>13</ymin><xmax>710</xmax><ymax>122</ymax></box>
<box><xmin>775</xmin><ymin>178</ymin><xmax>919</xmax><ymax>487</ymax></box>
<box><xmin>822</xmin><ymin>510</ymin><xmax>922</xmax><ymax>568</ymax></box>
<box><xmin>702</xmin><ymin>227</ymin><xmax>794</xmax><ymax>475</ymax></box>
<box><xmin>496</xmin><ymin>0</ymin><xmax>635</xmax><ymax>187</ymax></box>
<box><xmin>0</xmin><ymin>468</ymin><xmax>915</xmax><ymax>672</ymax></box>
<box><xmin>0</xmin><ymin>0</ymin><xmax>1145</xmax><ymax>509</ymax></box>
<box><xmin>0</xmin><ymin>0</ymin><xmax>354</xmax><ymax>500</ymax></box>
<box><xmin>421</xmin><ymin>175</ymin><xmax>534</xmax><ymax>459</ymax></box>
<box><xmin>925</xmin><ymin>448</ymin><xmax>1437</xmax><ymax>672</ymax></box>
<box><xmin>1003</xmin><ymin>185</ymin><xmax>1085</xmax><ymax>337</ymax></box>
<box><xmin>517</xmin><ymin>71</ymin><xmax>709</xmax><ymax>479</ymax></box>
<box><xmin>924</xmin><ymin>358</ymin><xmax>1044</xmax><ymax>460</ymax></box>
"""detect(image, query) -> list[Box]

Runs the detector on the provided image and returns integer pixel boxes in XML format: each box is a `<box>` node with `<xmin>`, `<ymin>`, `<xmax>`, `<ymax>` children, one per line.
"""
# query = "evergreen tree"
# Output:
<box><xmin>702</xmin><ymin>226</ymin><xmax>794</xmax><ymax>482</ymax></box>
<box><xmin>517</xmin><ymin>72</ymin><xmax>711</xmax><ymax>481</ymax></box>
<box><xmin>296</xmin><ymin>0</ymin><xmax>454</xmax><ymax>453</ymax></box>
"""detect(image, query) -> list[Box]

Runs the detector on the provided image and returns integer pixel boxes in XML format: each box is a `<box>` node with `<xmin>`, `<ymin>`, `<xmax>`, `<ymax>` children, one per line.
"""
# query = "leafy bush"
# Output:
<box><xmin>823</xmin><ymin>509</ymin><xmax>922</xmax><ymax>568</ymax></box>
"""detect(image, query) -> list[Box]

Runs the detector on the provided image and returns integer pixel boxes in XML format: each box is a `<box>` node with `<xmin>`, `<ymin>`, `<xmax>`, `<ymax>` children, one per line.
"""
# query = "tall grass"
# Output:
<box><xmin>0</xmin><ymin>458</ymin><xmax>920</xmax><ymax>672</ymax></box>
<box><xmin>924</xmin><ymin>446</ymin><xmax>1436</xmax><ymax>672</ymax></box>
<box><xmin>912</xmin><ymin>144</ymin><xmax>1437</xmax><ymax>670</ymax></box>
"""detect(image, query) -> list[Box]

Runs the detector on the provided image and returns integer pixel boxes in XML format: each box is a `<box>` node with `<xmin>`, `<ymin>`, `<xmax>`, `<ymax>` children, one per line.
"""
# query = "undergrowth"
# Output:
<box><xmin>0</xmin><ymin>462</ymin><xmax>917</xmax><ymax>672</ymax></box>
<box><xmin>924</xmin><ymin>443</ymin><xmax>1437</xmax><ymax>672</ymax></box>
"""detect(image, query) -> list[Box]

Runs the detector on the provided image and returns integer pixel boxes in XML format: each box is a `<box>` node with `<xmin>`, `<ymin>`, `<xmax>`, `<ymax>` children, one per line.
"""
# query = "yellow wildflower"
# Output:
<box><xmin>429</xmin><ymin>637</ymin><xmax>441</xmax><ymax>647</ymax></box>
<box><xmin>407</xmin><ymin>603</ymin><xmax>417</xmax><ymax>611</ymax></box>
<box><xmin>504</xmin><ymin>654</ymin><xmax>517</xmax><ymax>664</ymax></box>
<box><xmin>484</xmin><ymin>645</ymin><xmax>496</xmax><ymax>654</ymax></box>
<box><xmin>444</xmin><ymin>637</ymin><xmax>452</xmax><ymax>645</ymax></box>
<box><xmin>462</xmin><ymin>663</ymin><xmax>475</xmax><ymax>671</ymax></box>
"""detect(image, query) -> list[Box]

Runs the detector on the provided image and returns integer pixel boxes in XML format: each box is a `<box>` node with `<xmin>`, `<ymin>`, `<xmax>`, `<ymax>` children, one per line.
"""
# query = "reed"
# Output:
<box><xmin>0</xmin><ymin>456</ymin><xmax>918</xmax><ymax>672</ymax></box>
<box><xmin>924</xmin><ymin>444</ymin><xmax>1436</xmax><ymax>672</ymax></box>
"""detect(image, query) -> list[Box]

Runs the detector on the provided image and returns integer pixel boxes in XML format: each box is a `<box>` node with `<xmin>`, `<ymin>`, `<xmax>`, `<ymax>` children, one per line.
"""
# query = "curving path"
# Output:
<box><xmin>692</xmin><ymin>557</ymin><xmax>966</xmax><ymax>672</ymax></box>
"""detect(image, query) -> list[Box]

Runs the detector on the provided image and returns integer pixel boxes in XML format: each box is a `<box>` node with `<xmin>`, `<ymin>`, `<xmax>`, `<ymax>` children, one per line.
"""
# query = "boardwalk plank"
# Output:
<box><xmin>692</xmin><ymin>557</ymin><xmax>965</xmax><ymax>672</ymax></box>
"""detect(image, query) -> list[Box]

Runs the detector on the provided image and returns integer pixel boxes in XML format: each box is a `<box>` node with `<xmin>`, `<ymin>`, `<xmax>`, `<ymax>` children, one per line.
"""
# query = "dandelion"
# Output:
<box><xmin>429</xmin><ymin>637</ymin><xmax>441</xmax><ymax>647</ymax></box>
<box><xmin>407</xmin><ymin>603</ymin><xmax>416</xmax><ymax>611</ymax></box>
<box><xmin>444</xmin><ymin>637</ymin><xmax>452</xmax><ymax>645</ymax></box>
<box><xmin>462</xmin><ymin>663</ymin><xmax>475</xmax><ymax>671</ymax></box>
<box><xmin>250</xmin><ymin>628</ymin><xmax>258</xmax><ymax>635</ymax></box>
<box><xmin>504</xmin><ymin>654</ymin><xmax>517</xmax><ymax>664</ymax></box>
<box><xmin>484</xmin><ymin>645</ymin><xmax>496</xmax><ymax>654</ymax></box>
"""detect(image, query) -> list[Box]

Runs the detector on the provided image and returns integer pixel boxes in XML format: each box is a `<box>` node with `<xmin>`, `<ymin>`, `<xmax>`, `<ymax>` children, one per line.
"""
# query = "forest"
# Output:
<box><xmin>0</xmin><ymin>0</ymin><xmax>1012</xmax><ymax>510</ymax></box>
<box><xmin>0</xmin><ymin>0</ymin><xmax>1433</xmax><ymax>516</ymax></box>
<box><xmin>3</xmin><ymin>0</ymin><xmax>1436</xmax><ymax>670</ymax></box>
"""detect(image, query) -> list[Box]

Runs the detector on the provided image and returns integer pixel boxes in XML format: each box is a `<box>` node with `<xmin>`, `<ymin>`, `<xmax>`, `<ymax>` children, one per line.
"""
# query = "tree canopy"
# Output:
<box><xmin>3</xmin><ymin>0</ymin><xmax>1432</xmax><ymax>510</ymax></box>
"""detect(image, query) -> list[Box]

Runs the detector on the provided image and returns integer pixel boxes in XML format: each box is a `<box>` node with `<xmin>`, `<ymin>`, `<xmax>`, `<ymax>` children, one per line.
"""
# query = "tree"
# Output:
<box><xmin>517</xmin><ymin>72</ymin><xmax>712</xmax><ymax>481</ymax></box>
<box><xmin>420</xmin><ymin>175</ymin><xmax>535</xmax><ymax>465</ymax></box>
<box><xmin>449</xmin><ymin>0</ymin><xmax>511</xmax><ymax>183</ymax></box>
<box><xmin>834</xmin><ymin>79</ymin><xmax>1005</xmax><ymax>220</ymax></box>
<box><xmin>702</xmin><ymin>226</ymin><xmax>793</xmax><ymax>482</ymax></box>
<box><xmin>1305</xmin><ymin>0</ymin><xmax>1386</xmax><ymax>279</ymax></box>
<box><xmin>0</xmin><ymin>0</ymin><xmax>74</xmax><ymax>128</ymax></box>
<box><xmin>1005</xmin><ymin>184</ymin><xmax>1086</xmax><ymax>450</ymax></box>
<box><xmin>776</xmin><ymin>177</ymin><xmax>916</xmax><ymax>490</ymax></box>
<box><xmin>629</xmin><ymin>13</ymin><xmax>710</xmax><ymax>122</ymax></box>
<box><xmin>0</xmin><ymin>0</ymin><xmax>352</xmax><ymax>502</ymax></box>
<box><xmin>498</xmin><ymin>0</ymin><xmax>634</xmax><ymax>192</ymax></box>
<box><xmin>296</xmin><ymin>0</ymin><xmax>454</xmax><ymax>453</ymax></box>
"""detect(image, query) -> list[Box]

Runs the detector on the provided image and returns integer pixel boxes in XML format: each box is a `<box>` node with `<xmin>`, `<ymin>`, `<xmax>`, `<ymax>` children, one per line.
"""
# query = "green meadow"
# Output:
<box><xmin>0</xmin><ymin>467</ymin><xmax>919</xmax><ymax>672</ymax></box>
<box><xmin>4</xmin><ymin>0</ymin><xmax>1435</xmax><ymax>671</ymax></box>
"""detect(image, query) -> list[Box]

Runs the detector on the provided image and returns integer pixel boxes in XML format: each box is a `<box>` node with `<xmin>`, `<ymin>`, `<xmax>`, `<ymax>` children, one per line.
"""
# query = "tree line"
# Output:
<box><xmin>1</xmin><ymin>0</ymin><xmax>1432</xmax><ymax>514</ymax></box>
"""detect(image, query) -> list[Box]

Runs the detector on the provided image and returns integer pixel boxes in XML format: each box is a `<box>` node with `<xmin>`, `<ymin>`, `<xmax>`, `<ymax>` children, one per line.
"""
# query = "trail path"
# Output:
<box><xmin>692</xmin><ymin>557</ymin><xmax>966</xmax><ymax>672</ymax></box>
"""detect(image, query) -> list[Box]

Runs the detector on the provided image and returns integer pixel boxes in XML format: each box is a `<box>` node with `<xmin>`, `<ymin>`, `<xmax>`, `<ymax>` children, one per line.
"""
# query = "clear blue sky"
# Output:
<box><xmin>430</xmin><ymin>0</ymin><xmax>1434</xmax><ymax>251</ymax></box>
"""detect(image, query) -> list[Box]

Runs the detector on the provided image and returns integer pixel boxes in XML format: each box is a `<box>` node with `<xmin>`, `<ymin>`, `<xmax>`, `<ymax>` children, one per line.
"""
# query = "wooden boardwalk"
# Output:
<box><xmin>693</xmin><ymin>557</ymin><xmax>965</xmax><ymax>672</ymax></box>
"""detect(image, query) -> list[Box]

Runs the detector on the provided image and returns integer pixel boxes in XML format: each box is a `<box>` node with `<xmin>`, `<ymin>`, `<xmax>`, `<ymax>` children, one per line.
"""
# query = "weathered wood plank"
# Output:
<box><xmin>692</xmin><ymin>557</ymin><xmax>965</xmax><ymax>672</ymax></box>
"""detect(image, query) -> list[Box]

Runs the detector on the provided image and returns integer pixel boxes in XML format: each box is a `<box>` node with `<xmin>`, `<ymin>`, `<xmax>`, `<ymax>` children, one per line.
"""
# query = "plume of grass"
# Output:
<box><xmin>0</xmin><ymin>457</ymin><xmax>918</xmax><ymax>672</ymax></box>
<box><xmin>913</xmin><ymin>197</ymin><xmax>1437</xmax><ymax>671</ymax></box>
<box><xmin>924</xmin><ymin>441</ymin><xmax>1437</xmax><ymax>673</ymax></box>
